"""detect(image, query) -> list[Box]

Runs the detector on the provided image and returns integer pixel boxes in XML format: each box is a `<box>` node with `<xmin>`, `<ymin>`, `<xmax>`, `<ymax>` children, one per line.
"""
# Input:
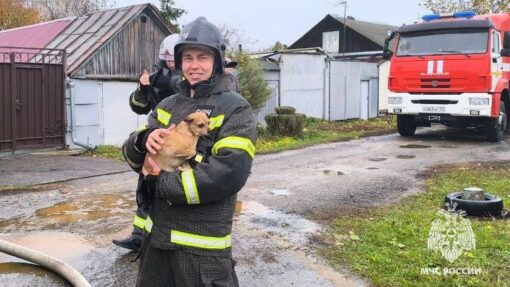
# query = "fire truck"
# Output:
<box><xmin>384</xmin><ymin>11</ymin><xmax>510</xmax><ymax>142</ymax></box>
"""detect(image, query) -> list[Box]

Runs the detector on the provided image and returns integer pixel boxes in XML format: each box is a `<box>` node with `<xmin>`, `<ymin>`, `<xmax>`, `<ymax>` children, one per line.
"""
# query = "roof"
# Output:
<box><xmin>0</xmin><ymin>19</ymin><xmax>71</xmax><ymax>49</ymax></box>
<box><xmin>331</xmin><ymin>14</ymin><xmax>396</xmax><ymax>47</ymax></box>
<box><xmin>0</xmin><ymin>4</ymin><xmax>169</xmax><ymax>74</ymax></box>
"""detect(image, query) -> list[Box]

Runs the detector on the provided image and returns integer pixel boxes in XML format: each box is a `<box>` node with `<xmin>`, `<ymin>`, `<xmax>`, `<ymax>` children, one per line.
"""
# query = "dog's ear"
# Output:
<box><xmin>184</xmin><ymin>113</ymin><xmax>196</xmax><ymax>123</ymax></box>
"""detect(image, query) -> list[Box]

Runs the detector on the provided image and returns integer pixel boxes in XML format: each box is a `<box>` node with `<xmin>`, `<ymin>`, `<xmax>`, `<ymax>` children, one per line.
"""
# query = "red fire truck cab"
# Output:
<box><xmin>384</xmin><ymin>11</ymin><xmax>510</xmax><ymax>142</ymax></box>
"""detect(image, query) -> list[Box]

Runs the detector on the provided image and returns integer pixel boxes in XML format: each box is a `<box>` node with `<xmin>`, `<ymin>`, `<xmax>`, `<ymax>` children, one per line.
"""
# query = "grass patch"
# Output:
<box><xmin>80</xmin><ymin>145</ymin><xmax>124</xmax><ymax>161</ymax></box>
<box><xmin>322</xmin><ymin>163</ymin><xmax>510</xmax><ymax>287</ymax></box>
<box><xmin>82</xmin><ymin>117</ymin><xmax>396</xmax><ymax>160</ymax></box>
<box><xmin>257</xmin><ymin>116</ymin><xmax>396</xmax><ymax>154</ymax></box>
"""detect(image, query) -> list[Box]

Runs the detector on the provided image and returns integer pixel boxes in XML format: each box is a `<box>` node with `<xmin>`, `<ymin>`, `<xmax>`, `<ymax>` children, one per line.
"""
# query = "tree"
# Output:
<box><xmin>0</xmin><ymin>0</ymin><xmax>40</xmax><ymax>31</ymax></box>
<box><xmin>219</xmin><ymin>23</ymin><xmax>257</xmax><ymax>52</ymax></box>
<box><xmin>235</xmin><ymin>52</ymin><xmax>271</xmax><ymax>112</ymax></box>
<box><xmin>267</xmin><ymin>41</ymin><xmax>288</xmax><ymax>52</ymax></box>
<box><xmin>30</xmin><ymin>0</ymin><xmax>114</xmax><ymax>20</ymax></box>
<box><xmin>420</xmin><ymin>0</ymin><xmax>510</xmax><ymax>14</ymax></box>
<box><xmin>159</xmin><ymin>0</ymin><xmax>186</xmax><ymax>32</ymax></box>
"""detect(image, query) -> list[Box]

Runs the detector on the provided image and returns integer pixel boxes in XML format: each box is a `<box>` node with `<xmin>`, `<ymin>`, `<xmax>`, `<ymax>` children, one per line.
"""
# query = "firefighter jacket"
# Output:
<box><xmin>129</xmin><ymin>60</ymin><xmax>182</xmax><ymax>115</ymax></box>
<box><xmin>123</xmin><ymin>74</ymin><xmax>256</xmax><ymax>257</ymax></box>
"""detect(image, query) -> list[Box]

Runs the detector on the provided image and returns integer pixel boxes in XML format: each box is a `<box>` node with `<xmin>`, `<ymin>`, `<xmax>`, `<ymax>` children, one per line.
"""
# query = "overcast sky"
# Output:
<box><xmin>115</xmin><ymin>0</ymin><xmax>431</xmax><ymax>51</ymax></box>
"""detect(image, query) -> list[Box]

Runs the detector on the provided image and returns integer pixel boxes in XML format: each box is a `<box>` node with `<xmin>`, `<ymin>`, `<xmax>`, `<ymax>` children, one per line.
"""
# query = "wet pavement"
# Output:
<box><xmin>1</xmin><ymin>125</ymin><xmax>510</xmax><ymax>286</ymax></box>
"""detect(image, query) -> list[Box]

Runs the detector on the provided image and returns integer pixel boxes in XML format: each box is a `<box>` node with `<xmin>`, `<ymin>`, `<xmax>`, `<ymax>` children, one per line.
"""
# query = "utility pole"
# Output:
<box><xmin>339</xmin><ymin>1</ymin><xmax>347</xmax><ymax>57</ymax></box>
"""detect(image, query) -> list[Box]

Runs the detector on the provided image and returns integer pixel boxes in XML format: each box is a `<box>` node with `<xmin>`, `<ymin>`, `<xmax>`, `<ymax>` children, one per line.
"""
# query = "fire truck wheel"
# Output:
<box><xmin>445</xmin><ymin>191</ymin><xmax>503</xmax><ymax>217</ymax></box>
<box><xmin>485</xmin><ymin>102</ymin><xmax>507</xmax><ymax>142</ymax></box>
<box><xmin>397</xmin><ymin>115</ymin><xmax>416</xmax><ymax>137</ymax></box>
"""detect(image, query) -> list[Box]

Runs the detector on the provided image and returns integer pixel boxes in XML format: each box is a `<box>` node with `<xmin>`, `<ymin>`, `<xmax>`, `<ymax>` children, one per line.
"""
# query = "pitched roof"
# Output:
<box><xmin>0</xmin><ymin>19</ymin><xmax>71</xmax><ymax>49</ymax></box>
<box><xmin>0</xmin><ymin>4</ymin><xmax>169</xmax><ymax>74</ymax></box>
<box><xmin>330</xmin><ymin>14</ymin><xmax>396</xmax><ymax>47</ymax></box>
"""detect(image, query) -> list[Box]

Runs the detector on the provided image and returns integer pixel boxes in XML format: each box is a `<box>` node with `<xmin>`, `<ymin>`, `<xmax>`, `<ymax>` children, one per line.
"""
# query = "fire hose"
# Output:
<box><xmin>0</xmin><ymin>239</ymin><xmax>91</xmax><ymax>287</ymax></box>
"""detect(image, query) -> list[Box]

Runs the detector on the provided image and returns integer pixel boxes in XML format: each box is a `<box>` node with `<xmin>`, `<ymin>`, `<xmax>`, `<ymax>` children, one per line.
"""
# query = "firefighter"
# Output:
<box><xmin>122</xmin><ymin>17</ymin><xmax>256</xmax><ymax>286</ymax></box>
<box><xmin>129</xmin><ymin>34</ymin><xmax>182</xmax><ymax>115</ymax></box>
<box><xmin>224</xmin><ymin>57</ymin><xmax>241</xmax><ymax>94</ymax></box>
<box><xmin>113</xmin><ymin>34</ymin><xmax>181</xmax><ymax>252</ymax></box>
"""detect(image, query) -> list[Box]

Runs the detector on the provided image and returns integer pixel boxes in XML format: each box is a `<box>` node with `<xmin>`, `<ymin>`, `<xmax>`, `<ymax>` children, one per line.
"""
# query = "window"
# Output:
<box><xmin>396</xmin><ymin>28</ymin><xmax>488</xmax><ymax>56</ymax></box>
<box><xmin>492</xmin><ymin>31</ymin><xmax>500</xmax><ymax>53</ymax></box>
<box><xmin>322</xmin><ymin>31</ymin><xmax>339</xmax><ymax>54</ymax></box>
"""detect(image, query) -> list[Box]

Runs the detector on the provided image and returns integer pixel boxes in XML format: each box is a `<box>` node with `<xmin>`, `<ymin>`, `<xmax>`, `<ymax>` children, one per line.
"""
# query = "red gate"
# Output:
<box><xmin>0</xmin><ymin>48</ymin><xmax>66</xmax><ymax>152</ymax></box>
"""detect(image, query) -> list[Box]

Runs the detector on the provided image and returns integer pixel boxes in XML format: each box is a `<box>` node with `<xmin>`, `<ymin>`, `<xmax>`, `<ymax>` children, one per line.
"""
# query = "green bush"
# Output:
<box><xmin>265</xmin><ymin>109</ymin><xmax>305</xmax><ymax>137</ymax></box>
<box><xmin>275</xmin><ymin>106</ymin><xmax>296</xmax><ymax>115</ymax></box>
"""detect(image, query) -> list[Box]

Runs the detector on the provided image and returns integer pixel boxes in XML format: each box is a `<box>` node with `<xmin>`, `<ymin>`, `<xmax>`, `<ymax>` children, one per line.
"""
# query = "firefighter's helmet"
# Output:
<box><xmin>174</xmin><ymin>17</ymin><xmax>226</xmax><ymax>75</ymax></box>
<box><xmin>159</xmin><ymin>34</ymin><xmax>180</xmax><ymax>61</ymax></box>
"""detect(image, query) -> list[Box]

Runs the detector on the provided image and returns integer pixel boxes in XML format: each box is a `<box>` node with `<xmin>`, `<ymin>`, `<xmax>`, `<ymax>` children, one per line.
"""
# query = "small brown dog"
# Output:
<box><xmin>144</xmin><ymin>112</ymin><xmax>209</xmax><ymax>173</ymax></box>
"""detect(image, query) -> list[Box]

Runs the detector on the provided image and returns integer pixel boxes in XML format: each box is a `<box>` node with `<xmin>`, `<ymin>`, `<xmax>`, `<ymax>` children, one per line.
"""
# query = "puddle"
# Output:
<box><xmin>35</xmin><ymin>193</ymin><xmax>134</xmax><ymax>224</ymax></box>
<box><xmin>240</xmin><ymin>201</ymin><xmax>322</xmax><ymax>246</ymax></box>
<box><xmin>0</xmin><ymin>262</ymin><xmax>68</xmax><ymax>286</ymax></box>
<box><xmin>369</xmin><ymin>158</ymin><xmax>387</xmax><ymax>162</ymax></box>
<box><xmin>269</xmin><ymin>189</ymin><xmax>291</xmax><ymax>196</ymax></box>
<box><xmin>322</xmin><ymin>170</ymin><xmax>345</xmax><ymax>176</ymax></box>
<box><xmin>0</xmin><ymin>232</ymin><xmax>93</xmax><ymax>263</ymax></box>
<box><xmin>439</xmin><ymin>144</ymin><xmax>457</xmax><ymax>149</ymax></box>
<box><xmin>0</xmin><ymin>231</ymin><xmax>92</xmax><ymax>286</ymax></box>
<box><xmin>399</xmin><ymin>144</ymin><xmax>431</xmax><ymax>149</ymax></box>
<box><xmin>396</xmin><ymin>155</ymin><xmax>416</xmax><ymax>159</ymax></box>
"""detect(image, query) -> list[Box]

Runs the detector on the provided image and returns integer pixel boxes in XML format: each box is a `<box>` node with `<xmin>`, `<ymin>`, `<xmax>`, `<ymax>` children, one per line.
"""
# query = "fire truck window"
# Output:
<box><xmin>492</xmin><ymin>32</ymin><xmax>500</xmax><ymax>53</ymax></box>
<box><xmin>396</xmin><ymin>29</ymin><xmax>488</xmax><ymax>56</ymax></box>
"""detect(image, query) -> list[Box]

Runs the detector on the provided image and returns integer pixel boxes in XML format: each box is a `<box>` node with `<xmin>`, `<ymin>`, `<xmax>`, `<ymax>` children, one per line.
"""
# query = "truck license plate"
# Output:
<box><xmin>422</xmin><ymin>106</ymin><xmax>445</xmax><ymax>113</ymax></box>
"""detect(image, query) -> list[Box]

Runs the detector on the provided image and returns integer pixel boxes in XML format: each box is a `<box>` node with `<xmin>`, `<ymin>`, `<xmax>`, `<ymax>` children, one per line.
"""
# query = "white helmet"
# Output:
<box><xmin>159</xmin><ymin>34</ymin><xmax>180</xmax><ymax>60</ymax></box>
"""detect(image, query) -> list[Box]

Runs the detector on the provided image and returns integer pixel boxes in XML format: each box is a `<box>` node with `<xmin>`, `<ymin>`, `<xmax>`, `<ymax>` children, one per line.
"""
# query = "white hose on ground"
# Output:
<box><xmin>0</xmin><ymin>238</ymin><xmax>91</xmax><ymax>287</ymax></box>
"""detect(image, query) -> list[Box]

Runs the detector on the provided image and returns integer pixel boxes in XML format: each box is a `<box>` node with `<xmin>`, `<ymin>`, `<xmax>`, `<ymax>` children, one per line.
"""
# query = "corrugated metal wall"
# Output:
<box><xmin>329</xmin><ymin>60</ymin><xmax>379</xmax><ymax>120</ymax></box>
<box><xmin>73</xmin><ymin>13</ymin><xmax>168</xmax><ymax>78</ymax></box>
<box><xmin>255</xmin><ymin>70</ymin><xmax>279</xmax><ymax>125</ymax></box>
<box><xmin>260</xmin><ymin>55</ymin><xmax>381</xmax><ymax>122</ymax></box>
<box><xmin>280</xmin><ymin>54</ymin><xmax>326</xmax><ymax>118</ymax></box>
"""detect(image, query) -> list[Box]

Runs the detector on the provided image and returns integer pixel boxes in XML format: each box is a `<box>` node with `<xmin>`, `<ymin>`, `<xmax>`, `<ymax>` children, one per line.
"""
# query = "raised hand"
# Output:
<box><xmin>139</xmin><ymin>69</ymin><xmax>150</xmax><ymax>86</ymax></box>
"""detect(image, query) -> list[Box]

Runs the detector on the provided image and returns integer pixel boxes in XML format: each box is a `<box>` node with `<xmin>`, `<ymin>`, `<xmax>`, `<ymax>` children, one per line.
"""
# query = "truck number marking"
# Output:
<box><xmin>422</xmin><ymin>106</ymin><xmax>446</xmax><ymax>113</ymax></box>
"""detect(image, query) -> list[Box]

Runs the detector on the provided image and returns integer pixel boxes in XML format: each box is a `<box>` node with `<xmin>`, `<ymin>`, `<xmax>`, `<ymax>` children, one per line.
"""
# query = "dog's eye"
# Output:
<box><xmin>197</xmin><ymin>123</ymin><xmax>205</xmax><ymax>128</ymax></box>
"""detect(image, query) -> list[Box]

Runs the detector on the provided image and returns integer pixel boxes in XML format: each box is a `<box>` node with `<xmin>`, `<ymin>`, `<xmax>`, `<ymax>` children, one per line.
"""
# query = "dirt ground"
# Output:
<box><xmin>1</xmin><ymin>125</ymin><xmax>510</xmax><ymax>286</ymax></box>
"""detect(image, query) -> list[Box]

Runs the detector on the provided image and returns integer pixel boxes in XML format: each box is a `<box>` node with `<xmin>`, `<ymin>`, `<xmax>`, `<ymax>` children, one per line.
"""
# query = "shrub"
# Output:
<box><xmin>265</xmin><ymin>106</ymin><xmax>305</xmax><ymax>137</ymax></box>
<box><xmin>275</xmin><ymin>106</ymin><xmax>296</xmax><ymax>115</ymax></box>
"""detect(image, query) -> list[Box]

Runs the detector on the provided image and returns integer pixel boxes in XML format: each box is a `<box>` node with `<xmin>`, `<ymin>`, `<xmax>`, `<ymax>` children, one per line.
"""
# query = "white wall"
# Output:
<box><xmin>66</xmin><ymin>79</ymin><xmax>147</xmax><ymax>149</ymax></box>
<box><xmin>102</xmin><ymin>81</ymin><xmax>148</xmax><ymax>146</ymax></box>
<box><xmin>329</xmin><ymin>61</ymin><xmax>379</xmax><ymax>121</ymax></box>
<box><xmin>280</xmin><ymin>54</ymin><xmax>326</xmax><ymax>119</ymax></box>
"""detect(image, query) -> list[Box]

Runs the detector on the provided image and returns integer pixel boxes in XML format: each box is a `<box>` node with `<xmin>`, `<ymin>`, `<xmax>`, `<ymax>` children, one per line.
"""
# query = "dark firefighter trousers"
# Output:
<box><xmin>136</xmin><ymin>237</ymin><xmax>239</xmax><ymax>287</ymax></box>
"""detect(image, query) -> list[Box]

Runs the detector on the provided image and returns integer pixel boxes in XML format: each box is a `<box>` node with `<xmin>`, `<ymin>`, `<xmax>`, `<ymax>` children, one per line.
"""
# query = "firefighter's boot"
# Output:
<box><xmin>112</xmin><ymin>234</ymin><xmax>142</xmax><ymax>252</ymax></box>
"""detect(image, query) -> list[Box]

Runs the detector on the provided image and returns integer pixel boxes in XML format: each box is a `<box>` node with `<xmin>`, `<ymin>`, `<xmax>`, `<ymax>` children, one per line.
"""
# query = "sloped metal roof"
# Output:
<box><xmin>0</xmin><ymin>19</ymin><xmax>71</xmax><ymax>52</ymax></box>
<box><xmin>0</xmin><ymin>4</ymin><xmax>168</xmax><ymax>74</ymax></box>
<box><xmin>46</xmin><ymin>4</ymin><xmax>150</xmax><ymax>73</ymax></box>
<box><xmin>331</xmin><ymin>14</ymin><xmax>396</xmax><ymax>47</ymax></box>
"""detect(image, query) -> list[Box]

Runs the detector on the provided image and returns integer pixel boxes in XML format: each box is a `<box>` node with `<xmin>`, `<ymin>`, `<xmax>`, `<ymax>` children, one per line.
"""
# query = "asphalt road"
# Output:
<box><xmin>1</xmin><ymin>126</ymin><xmax>509</xmax><ymax>287</ymax></box>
